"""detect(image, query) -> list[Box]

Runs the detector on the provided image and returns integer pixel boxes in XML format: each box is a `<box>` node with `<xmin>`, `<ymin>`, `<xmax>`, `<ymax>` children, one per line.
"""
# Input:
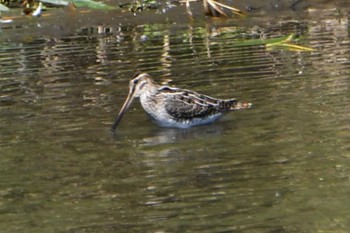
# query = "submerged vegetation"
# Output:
<box><xmin>0</xmin><ymin>0</ymin><xmax>245</xmax><ymax>13</ymax></box>
<box><xmin>1</xmin><ymin>0</ymin><xmax>161</xmax><ymax>11</ymax></box>
<box><xmin>0</xmin><ymin>0</ymin><xmax>314</xmax><ymax>52</ymax></box>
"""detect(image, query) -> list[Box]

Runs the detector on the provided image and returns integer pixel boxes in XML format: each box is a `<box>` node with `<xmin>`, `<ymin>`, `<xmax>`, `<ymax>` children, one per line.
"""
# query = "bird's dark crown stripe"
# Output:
<box><xmin>132</xmin><ymin>72</ymin><xmax>142</xmax><ymax>79</ymax></box>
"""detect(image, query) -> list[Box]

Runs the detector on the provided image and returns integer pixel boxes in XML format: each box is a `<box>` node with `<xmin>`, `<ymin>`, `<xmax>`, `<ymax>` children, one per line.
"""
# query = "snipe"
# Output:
<box><xmin>111</xmin><ymin>73</ymin><xmax>252</xmax><ymax>131</ymax></box>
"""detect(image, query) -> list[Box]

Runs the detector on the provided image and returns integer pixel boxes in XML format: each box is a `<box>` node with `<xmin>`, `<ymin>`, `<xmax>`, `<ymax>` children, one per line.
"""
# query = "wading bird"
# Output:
<box><xmin>111</xmin><ymin>73</ymin><xmax>252</xmax><ymax>131</ymax></box>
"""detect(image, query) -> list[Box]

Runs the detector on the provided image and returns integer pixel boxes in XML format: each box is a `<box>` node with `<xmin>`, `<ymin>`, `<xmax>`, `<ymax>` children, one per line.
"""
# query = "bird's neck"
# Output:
<box><xmin>147</xmin><ymin>83</ymin><xmax>160</xmax><ymax>94</ymax></box>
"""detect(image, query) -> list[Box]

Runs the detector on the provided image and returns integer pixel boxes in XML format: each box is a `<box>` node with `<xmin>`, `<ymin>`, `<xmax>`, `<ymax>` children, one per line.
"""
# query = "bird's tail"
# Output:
<box><xmin>230</xmin><ymin>101</ymin><xmax>253</xmax><ymax>110</ymax></box>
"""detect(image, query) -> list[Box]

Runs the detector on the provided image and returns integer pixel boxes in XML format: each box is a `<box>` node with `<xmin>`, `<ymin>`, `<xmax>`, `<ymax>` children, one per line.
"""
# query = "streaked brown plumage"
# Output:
<box><xmin>111</xmin><ymin>73</ymin><xmax>252</xmax><ymax>130</ymax></box>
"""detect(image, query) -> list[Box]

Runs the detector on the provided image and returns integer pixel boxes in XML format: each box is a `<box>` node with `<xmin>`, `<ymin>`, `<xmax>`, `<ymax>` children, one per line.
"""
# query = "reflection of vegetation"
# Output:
<box><xmin>0</xmin><ymin>0</ymin><xmax>314</xmax><ymax>54</ymax></box>
<box><xmin>41</xmin><ymin>0</ymin><xmax>115</xmax><ymax>9</ymax></box>
<box><xmin>0</xmin><ymin>0</ymin><xmax>245</xmax><ymax>16</ymax></box>
<box><xmin>0</xmin><ymin>0</ymin><xmax>115</xmax><ymax>11</ymax></box>
<box><xmin>266</xmin><ymin>34</ymin><xmax>315</xmax><ymax>51</ymax></box>
<box><xmin>0</xmin><ymin>0</ymin><xmax>160</xmax><ymax>12</ymax></box>
<box><xmin>221</xmin><ymin>33</ymin><xmax>315</xmax><ymax>51</ymax></box>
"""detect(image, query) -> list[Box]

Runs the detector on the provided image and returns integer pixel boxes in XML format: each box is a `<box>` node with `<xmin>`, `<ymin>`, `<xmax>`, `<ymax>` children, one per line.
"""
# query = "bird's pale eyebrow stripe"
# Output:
<box><xmin>139</xmin><ymin>81</ymin><xmax>147</xmax><ymax>90</ymax></box>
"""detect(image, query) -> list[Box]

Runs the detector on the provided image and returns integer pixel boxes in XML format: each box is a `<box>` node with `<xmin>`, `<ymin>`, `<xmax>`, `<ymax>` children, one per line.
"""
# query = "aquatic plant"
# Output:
<box><xmin>266</xmin><ymin>34</ymin><xmax>315</xmax><ymax>51</ymax></box>
<box><xmin>40</xmin><ymin>0</ymin><xmax>115</xmax><ymax>9</ymax></box>
<box><xmin>184</xmin><ymin>0</ymin><xmax>244</xmax><ymax>17</ymax></box>
<box><xmin>203</xmin><ymin>0</ymin><xmax>244</xmax><ymax>17</ymax></box>
<box><xmin>0</xmin><ymin>3</ymin><xmax>9</xmax><ymax>11</ymax></box>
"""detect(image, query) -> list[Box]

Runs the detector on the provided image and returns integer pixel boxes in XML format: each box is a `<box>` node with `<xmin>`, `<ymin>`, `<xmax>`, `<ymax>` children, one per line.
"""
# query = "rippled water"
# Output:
<box><xmin>1</xmin><ymin>6</ymin><xmax>350</xmax><ymax>233</ymax></box>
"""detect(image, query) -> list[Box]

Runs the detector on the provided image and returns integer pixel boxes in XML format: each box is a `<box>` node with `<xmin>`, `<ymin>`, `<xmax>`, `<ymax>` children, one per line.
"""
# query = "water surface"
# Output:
<box><xmin>0</xmin><ymin>5</ymin><xmax>350</xmax><ymax>233</ymax></box>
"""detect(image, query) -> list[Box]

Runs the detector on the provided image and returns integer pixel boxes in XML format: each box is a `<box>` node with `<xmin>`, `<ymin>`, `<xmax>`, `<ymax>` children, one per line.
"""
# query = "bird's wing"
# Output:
<box><xmin>158</xmin><ymin>87</ymin><xmax>231</xmax><ymax>120</ymax></box>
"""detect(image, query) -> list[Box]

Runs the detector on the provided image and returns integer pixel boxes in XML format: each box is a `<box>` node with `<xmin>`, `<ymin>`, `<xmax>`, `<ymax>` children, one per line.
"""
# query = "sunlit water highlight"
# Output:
<box><xmin>0</xmin><ymin>7</ymin><xmax>350</xmax><ymax>233</ymax></box>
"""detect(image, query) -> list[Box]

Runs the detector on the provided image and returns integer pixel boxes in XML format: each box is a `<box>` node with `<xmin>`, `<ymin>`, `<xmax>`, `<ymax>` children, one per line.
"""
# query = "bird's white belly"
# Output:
<box><xmin>155</xmin><ymin>113</ymin><xmax>223</xmax><ymax>128</ymax></box>
<box><xmin>140</xmin><ymin>95</ymin><xmax>223</xmax><ymax>128</ymax></box>
<box><xmin>145</xmin><ymin>106</ymin><xmax>222</xmax><ymax>128</ymax></box>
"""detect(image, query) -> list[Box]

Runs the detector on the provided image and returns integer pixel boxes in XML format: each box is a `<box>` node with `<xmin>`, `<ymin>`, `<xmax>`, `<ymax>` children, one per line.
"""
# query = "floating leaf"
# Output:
<box><xmin>40</xmin><ymin>0</ymin><xmax>69</xmax><ymax>6</ymax></box>
<box><xmin>40</xmin><ymin>0</ymin><xmax>115</xmax><ymax>9</ymax></box>
<box><xmin>266</xmin><ymin>34</ymin><xmax>315</xmax><ymax>51</ymax></box>
<box><xmin>229</xmin><ymin>34</ymin><xmax>314</xmax><ymax>52</ymax></box>
<box><xmin>73</xmin><ymin>0</ymin><xmax>116</xmax><ymax>10</ymax></box>
<box><xmin>0</xmin><ymin>3</ymin><xmax>9</xmax><ymax>11</ymax></box>
<box><xmin>266</xmin><ymin>42</ymin><xmax>315</xmax><ymax>51</ymax></box>
<box><xmin>230</xmin><ymin>35</ymin><xmax>290</xmax><ymax>47</ymax></box>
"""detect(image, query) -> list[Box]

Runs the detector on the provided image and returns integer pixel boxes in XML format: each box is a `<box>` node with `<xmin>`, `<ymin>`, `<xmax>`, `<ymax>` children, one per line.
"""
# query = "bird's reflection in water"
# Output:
<box><xmin>141</xmin><ymin>123</ymin><xmax>228</xmax><ymax>147</ymax></box>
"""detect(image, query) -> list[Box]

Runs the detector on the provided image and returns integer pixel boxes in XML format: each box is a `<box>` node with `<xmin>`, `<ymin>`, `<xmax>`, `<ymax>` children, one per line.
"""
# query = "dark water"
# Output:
<box><xmin>1</xmin><ymin>5</ymin><xmax>350</xmax><ymax>233</ymax></box>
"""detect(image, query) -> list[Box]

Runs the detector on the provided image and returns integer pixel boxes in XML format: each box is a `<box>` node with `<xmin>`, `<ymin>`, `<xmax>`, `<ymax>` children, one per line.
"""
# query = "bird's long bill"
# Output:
<box><xmin>111</xmin><ymin>89</ymin><xmax>136</xmax><ymax>131</ymax></box>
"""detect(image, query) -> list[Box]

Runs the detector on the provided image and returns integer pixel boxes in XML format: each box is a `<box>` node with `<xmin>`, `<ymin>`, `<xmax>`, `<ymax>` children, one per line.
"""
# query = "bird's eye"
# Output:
<box><xmin>133</xmin><ymin>79</ymin><xmax>139</xmax><ymax>84</ymax></box>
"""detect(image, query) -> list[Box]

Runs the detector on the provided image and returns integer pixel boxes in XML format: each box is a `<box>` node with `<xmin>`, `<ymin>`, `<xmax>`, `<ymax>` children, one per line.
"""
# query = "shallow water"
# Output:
<box><xmin>1</xmin><ymin>5</ymin><xmax>350</xmax><ymax>233</ymax></box>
